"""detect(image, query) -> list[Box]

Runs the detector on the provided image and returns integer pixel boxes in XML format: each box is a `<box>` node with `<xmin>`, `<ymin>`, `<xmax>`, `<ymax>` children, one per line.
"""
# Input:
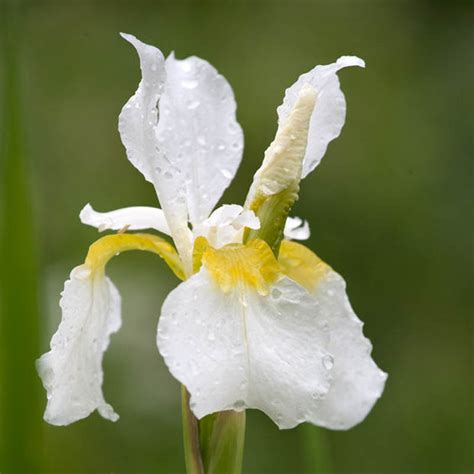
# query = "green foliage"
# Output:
<box><xmin>0</xmin><ymin>1</ymin><xmax>42</xmax><ymax>471</ymax></box>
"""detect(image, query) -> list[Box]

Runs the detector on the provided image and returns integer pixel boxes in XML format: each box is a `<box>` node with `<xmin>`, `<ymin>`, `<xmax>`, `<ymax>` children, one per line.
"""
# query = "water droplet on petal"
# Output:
<box><xmin>319</xmin><ymin>320</ymin><xmax>330</xmax><ymax>332</ymax></box>
<box><xmin>271</xmin><ymin>288</ymin><xmax>282</xmax><ymax>299</ymax></box>
<box><xmin>187</xmin><ymin>100</ymin><xmax>200</xmax><ymax>110</ymax></box>
<box><xmin>221</xmin><ymin>169</ymin><xmax>233</xmax><ymax>179</ymax></box>
<box><xmin>322</xmin><ymin>354</ymin><xmax>334</xmax><ymax>370</ymax></box>
<box><xmin>233</xmin><ymin>400</ymin><xmax>245</xmax><ymax>410</ymax></box>
<box><xmin>181</xmin><ymin>79</ymin><xmax>198</xmax><ymax>89</ymax></box>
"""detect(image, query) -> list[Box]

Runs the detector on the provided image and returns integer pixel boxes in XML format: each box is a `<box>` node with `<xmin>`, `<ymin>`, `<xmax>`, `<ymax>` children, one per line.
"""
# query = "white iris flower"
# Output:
<box><xmin>37</xmin><ymin>33</ymin><xmax>387</xmax><ymax>430</ymax></box>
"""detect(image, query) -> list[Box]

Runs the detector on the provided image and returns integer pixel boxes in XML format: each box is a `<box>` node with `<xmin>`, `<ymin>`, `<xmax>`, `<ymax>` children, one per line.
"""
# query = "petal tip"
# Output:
<box><xmin>79</xmin><ymin>202</ymin><xmax>92</xmax><ymax>221</ymax></box>
<box><xmin>337</xmin><ymin>55</ymin><xmax>366</xmax><ymax>69</ymax></box>
<box><xmin>120</xmin><ymin>32</ymin><xmax>136</xmax><ymax>43</ymax></box>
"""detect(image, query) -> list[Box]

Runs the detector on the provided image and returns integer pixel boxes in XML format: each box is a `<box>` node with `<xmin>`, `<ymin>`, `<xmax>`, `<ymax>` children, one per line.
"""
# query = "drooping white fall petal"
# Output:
<box><xmin>157</xmin><ymin>265</ymin><xmax>386</xmax><ymax>430</ymax></box>
<box><xmin>277</xmin><ymin>56</ymin><xmax>365</xmax><ymax>178</ymax></box>
<box><xmin>80</xmin><ymin>203</ymin><xmax>171</xmax><ymax>235</ymax></box>
<box><xmin>284</xmin><ymin>216</ymin><xmax>310</xmax><ymax>241</ymax></box>
<box><xmin>193</xmin><ymin>204</ymin><xmax>260</xmax><ymax>248</ymax></box>
<box><xmin>36</xmin><ymin>265</ymin><xmax>121</xmax><ymax>426</ymax></box>
<box><xmin>303</xmin><ymin>270</ymin><xmax>388</xmax><ymax>429</ymax></box>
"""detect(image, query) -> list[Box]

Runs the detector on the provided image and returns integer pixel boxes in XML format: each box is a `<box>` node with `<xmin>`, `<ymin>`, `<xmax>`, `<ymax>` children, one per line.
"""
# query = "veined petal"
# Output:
<box><xmin>300</xmin><ymin>269</ymin><xmax>387</xmax><ymax>429</ymax></box>
<box><xmin>277</xmin><ymin>56</ymin><xmax>365</xmax><ymax>178</ymax></box>
<box><xmin>118</xmin><ymin>33</ymin><xmax>192</xmax><ymax>273</ymax></box>
<box><xmin>193</xmin><ymin>204</ymin><xmax>259</xmax><ymax>248</ymax></box>
<box><xmin>158</xmin><ymin>239</ymin><xmax>386</xmax><ymax>430</ymax></box>
<box><xmin>119</xmin><ymin>34</ymin><xmax>243</xmax><ymax>272</ymax></box>
<box><xmin>284</xmin><ymin>216</ymin><xmax>310</xmax><ymax>241</ymax></box>
<box><xmin>36</xmin><ymin>265</ymin><xmax>121</xmax><ymax>425</ymax></box>
<box><xmin>279</xmin><ymin>240</ymin><xmax>387</xmax><ymax>429</ymax></box>
<box><xmin>158</xmin><ymin>267</ymin><xmax>331</xmax><ymax>429</ymax></box>
<box><xmin>37</xmin><ymin>232</ymin><xmax>185</xmax><ymax>426</ymax></box>
<box><xmin>80</xmin><ymin>203</ymin><xmax>171</xmax><ymax>235</ymax></box>
<box><xmin>158</xmin><ymin>54</ymin><xmax>243</xmax><ymax>227</ymax></box>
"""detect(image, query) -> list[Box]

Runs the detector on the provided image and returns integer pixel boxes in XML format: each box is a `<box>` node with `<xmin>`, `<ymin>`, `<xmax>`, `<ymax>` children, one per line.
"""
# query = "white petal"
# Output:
<box><xmin>306</xmin><ymin>270</ymin><xmax>387</xmax><ymax>429</ymax></box>
<box><xmin>277</xmin><ymin>56</ymin><xmax>365</xmax><ymax>178</ymax></box>
<box><xmin>157</xmin><ymin>266</ymin><xmax>386</xmax><ymax>430</ymax></box>
<box><xmin>80</xmin><ymin>203</ymin><xmax>171</xmax><ymax>235</ymax></box>
<box><xmin>157</xmin><ymin>271</ymin><xmax>328</xmax><ymax>428</ymax></box>
<box><xmin>118</xmin><ymin>33</ymin><xmax>192</xmax><ymax>271</ymax></box>
<box><xmin>193</xmin><ymin>204</ymin><xmax>260</xmax><ymax>248</ymax></box>
<box><xmin>157</xmin><ymin>54</ymin><xmax>243</xmax><ymax>226</ymax></box>
<box><xmin>36</xmin><ymin>265</ymin><xmax>121</xmax><ymax>426</ymax></box>
<box><xmin>284</xmin><ymin>216</ymin><xmax>310</xmax><ymax>240</ymax></box>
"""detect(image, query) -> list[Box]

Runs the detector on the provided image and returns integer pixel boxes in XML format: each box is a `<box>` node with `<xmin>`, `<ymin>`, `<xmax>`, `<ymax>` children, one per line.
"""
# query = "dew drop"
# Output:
<box><xmin>197</xmin><ymin>135</ymin><xmax>207</xmax><ymax>146</ymax></box>
<box><xmin>221</xmin><ymin>169</ymin><xmax>233</xmax><ymax>179</ymax></box>
<box><xmin>181</xmin><ymin>79</ymin><xmax>198</xmax><ymax>89</ymax></box>
<box><xmin>179</xmin><ymin>61</ymin><xmax>192</xmax><ymax>73</ymax></box>
<box><xmin>228</xmin><ymin>122</ymin><xmax>239</xmax><ymax>133</ymax></box>
<box><xmin>187</xmin><ymin>100</ymin><xmax>200</xmax><ymax>110</ymax></box>
<box><xmin>164</xmin><ymin>171</ymin><xmax>173</xmax><ymax>179</ymax></box>
<box><xmin>322</xmin><ymin>354</ymin><xmax>334</xmax><ymax>370</ymax></box>
<box><xmin>158</xmin><ymin>326</ymin><xmax>169</xmax><ymax>340</ymax></box>
<box><xmin>233</xmin><ymin>400</ymin><xmax>245</xmax><ymax>410</ymax></box>
<box><xmin>319</xmin><ymin>320</ymin><xmax>330</xmax><ymax>332</ymax></box>
<box><xmin>271</xmin><ymin>288</ymin><xmax>282</xmax><ymax>299</ymax></box>
<box><xmin>208</xmin><ymin>332</ymin><xmax>216</xmax><ymax>342</ymax></box>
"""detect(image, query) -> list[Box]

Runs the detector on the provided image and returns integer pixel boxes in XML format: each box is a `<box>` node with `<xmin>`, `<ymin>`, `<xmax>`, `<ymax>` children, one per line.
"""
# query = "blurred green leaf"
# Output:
<box><xmin>0</xmin><ymin>1</ymin><xmax>42</xmax><ymax>471</ymax></box>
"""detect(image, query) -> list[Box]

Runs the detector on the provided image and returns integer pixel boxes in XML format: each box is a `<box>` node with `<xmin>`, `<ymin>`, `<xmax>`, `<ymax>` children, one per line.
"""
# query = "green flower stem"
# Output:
<box><xmin>303</xmin><ymin>425</ymin><xmax>333</xmax><ymax>474</ymax></box>
<box><xmin>181</xmin><ymin>386</ymin><xmax>204</xmax><ymax>474</ymax></box>
<box><xmin>245</xmin><ymin>183</ymin><xmax>300</xmax><ymax>256</ymax></box>
<box><xmin>181</xmin><ymin>386</ymin><xmax>246</xmax><ymax>474</ymax></box>
<box><xmin>199</xmin><ymin>410</ymin><xmax>246</xmax><ymax>474</ymax></box>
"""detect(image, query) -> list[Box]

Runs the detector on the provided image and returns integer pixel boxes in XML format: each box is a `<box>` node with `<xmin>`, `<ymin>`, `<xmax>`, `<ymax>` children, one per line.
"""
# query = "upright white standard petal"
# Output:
<box><xmin>193</xmin><ymin>204</ymin><xmax>260</xmax><ymax>248</ymax></box>
<box><xmin>284</xmin><ymin>216</ymin><xmax>310</xmax><ymax>241</ymax></box>
<box><xmin>277</xmin><ymin>56</ymin><xmax>365</xmax><ymax>178</ymax></box>
<box><xmin>118</xmin><ymin>33</ymin><xmax>192</xmax><ymax>272</ymax></box>
<box><xmin>80</xmin><ymin>203</ymin><xmax>171</xmax><ymax>235</ymax></box>
<box><xmin>36</xmin><ymin>265</ymin><xmax>121</xmax><ymax>426</ymax></box>
<box><xmin>157</xmin><ymin>54</ymin><xmax>243</xmax><ymax>227</ymax></box>
<box><xmin>119</xmin><ymin>34</ymin><xmax>244</xmax><ymax>271</ymax></box>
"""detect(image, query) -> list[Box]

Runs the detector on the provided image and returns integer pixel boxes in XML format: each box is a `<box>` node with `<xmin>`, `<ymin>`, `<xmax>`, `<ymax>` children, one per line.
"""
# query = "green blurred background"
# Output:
<box><xmin>0</xmin><ymin>0</ymin><xmax>472</xmax><ymax>473</ymax></box>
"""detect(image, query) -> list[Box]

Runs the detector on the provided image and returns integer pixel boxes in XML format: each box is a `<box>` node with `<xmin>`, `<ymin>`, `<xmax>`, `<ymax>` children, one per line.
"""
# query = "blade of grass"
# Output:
<box><xmin>0</xmin><ymin>0</ymin><xmax>42</xmax><ymax>471</ymax></box>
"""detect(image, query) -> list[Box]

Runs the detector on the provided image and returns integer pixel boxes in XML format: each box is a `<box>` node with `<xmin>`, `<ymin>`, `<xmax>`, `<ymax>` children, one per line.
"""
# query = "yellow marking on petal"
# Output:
<box><xmin>84</xmin><ymin>233</ymin><xmax>185</xmax><ymax>280</ymax></box>
<box><xmin>278</xmin><ymin>240</ymin><xmax>330</xmax><ymax>292</ymax></box>
<box><xmin>203</xmin><ymin>239</ymin><xmax>281</xmax><ymax>295</ymax></box>
<box><xmin>192</xmin><ymin>236</ymin><xmax>209</xmax><ymax>274</ymax></box>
